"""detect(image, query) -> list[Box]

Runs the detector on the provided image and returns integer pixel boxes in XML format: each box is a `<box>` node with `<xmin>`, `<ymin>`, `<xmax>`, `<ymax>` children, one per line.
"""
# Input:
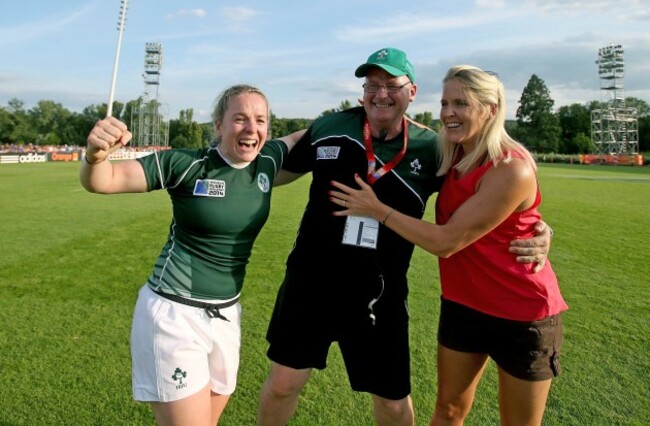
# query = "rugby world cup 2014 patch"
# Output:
<box><xmin>317</xmin><ymin>146</ymin><xmax>340</xmax><ymax>160</ymax></box>
<box><xmin>193</xmin><ymin>179</ymin><xmax>226</xmax><ymax>197</ymax></box>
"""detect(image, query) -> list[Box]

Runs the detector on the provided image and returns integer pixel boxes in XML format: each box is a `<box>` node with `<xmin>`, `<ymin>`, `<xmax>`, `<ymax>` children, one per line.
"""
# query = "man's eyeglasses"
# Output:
<box><xmin>362</xmin><ymin>82</ymin><xmax>410</xmax><ymax>94</ymax></box>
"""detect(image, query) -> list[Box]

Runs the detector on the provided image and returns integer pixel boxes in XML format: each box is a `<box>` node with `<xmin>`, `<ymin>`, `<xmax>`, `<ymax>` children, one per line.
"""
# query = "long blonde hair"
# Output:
<box><xmin>436</xmin><ymin>65</ymin><xmax>536</xmax><ymax>176</ymax></box>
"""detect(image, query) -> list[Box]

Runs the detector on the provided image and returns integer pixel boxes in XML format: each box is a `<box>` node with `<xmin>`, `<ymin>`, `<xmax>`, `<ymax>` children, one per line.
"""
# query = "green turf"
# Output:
<box><xmin>0</xmin><ymin>162</ymin><xmax>648</xmax><ymax>425</ymax></box>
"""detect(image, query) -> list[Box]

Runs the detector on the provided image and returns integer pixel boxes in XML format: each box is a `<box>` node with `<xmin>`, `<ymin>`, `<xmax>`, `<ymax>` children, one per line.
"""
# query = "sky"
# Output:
<box><xmin>1</xmin><ymin>0</ymin><xmax>649</xmax><ymax>124</ymax></box>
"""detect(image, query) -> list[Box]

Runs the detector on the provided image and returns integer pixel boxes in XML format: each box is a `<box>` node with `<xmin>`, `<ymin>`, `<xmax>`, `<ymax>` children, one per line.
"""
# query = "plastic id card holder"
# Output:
<box><xmin>341</xmin><ymin>215</ymin><xmax>379</xmax><ymax>249</ymax></box>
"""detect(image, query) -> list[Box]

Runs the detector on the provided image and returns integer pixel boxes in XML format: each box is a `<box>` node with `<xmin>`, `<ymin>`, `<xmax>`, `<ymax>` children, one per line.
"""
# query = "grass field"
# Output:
<box><xmin>0</xmin><ymin>162</ymin><xmax>649</xmax><ymax>425</ymax></box>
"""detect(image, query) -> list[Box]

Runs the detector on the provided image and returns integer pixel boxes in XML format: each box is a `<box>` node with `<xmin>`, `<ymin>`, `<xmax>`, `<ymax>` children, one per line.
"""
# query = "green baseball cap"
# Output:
<box><xmin>355</xmin><ymin>47</ymin><xmax>415</xmax><ymax>83</ymax></box>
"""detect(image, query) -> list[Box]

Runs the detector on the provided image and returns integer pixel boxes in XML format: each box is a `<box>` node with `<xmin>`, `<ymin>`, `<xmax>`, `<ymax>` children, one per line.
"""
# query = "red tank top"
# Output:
<box><xmin>435</xmin><ymin>154</ymin><xmax>568</xmax><ymax>321</ymax></box>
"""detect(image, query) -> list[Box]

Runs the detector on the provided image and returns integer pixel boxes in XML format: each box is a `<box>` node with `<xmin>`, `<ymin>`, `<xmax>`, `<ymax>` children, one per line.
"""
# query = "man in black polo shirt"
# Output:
<box><xmin>258</xmin><ymin>48</ymin><xmax>552</xmax><ymax>425</ymax></box>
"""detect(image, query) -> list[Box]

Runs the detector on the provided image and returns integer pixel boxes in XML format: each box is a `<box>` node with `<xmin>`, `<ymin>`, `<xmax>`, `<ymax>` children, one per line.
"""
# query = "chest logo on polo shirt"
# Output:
<box><xmin>257</xmin><ymin>173</ymin><xmax>270</xmax><ymax>193</ymax></box>
<box><xmin>193</xmin><ymin>179</ymin><xmax>226</xmax><ymax>197</ymax></box>
<box><xmin>317</xmin><ymin>146</ymin><xmax>340</xmax><ymax>160</ymax></box>
<box><xmin>410</xmin><ymin>158</ymin><xmax>422</xmax><ymax>176</ymax></box>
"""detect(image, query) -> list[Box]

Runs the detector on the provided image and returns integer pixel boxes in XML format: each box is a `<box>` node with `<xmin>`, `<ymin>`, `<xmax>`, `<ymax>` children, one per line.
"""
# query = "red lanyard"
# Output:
<box><xmin>363</xmin><ymin>117</ymin><xmax>408</xmax><ymax>184</ymax></box>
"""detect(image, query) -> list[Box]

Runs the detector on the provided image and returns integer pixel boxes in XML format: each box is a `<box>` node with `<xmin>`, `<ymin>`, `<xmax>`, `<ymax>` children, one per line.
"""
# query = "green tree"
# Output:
<box><xmin>62</xmin><ymin>113</ymin><xmax>91</xmax><ymax>147</ymax></box>
<box><xmin>413</xmin><ymin>111</ymin><xmax>434</xmax><ymax>128</ymax></box>
<box><xmin>77</xmin><ymin>104</ymin><xmax>106</xmax><ymax>143</ymax></box>
<box><xmin>29</xmin><ymin>100</ymin><xmax>74</xmax><ymax>146</ymax></box>
<box><xmin>200</xmin><ymin>122</ymin><xmax>215</xmax><ymax>145</ymax></box>
<box><xmin>320</xmin><ymin>100</ymin><xmax>354</xmax><ymax>117</ymax></box>
<box><xmin>557</xmin><ymin>103</ymin><xmax>591</xmax><ymax>154</ymax></box>
<box><xmin>270</xmin><ymin>113</ymin><xmax>287</xmax><ymax>140</ymax></box>
<box><xmin>515</xmin><ymin>74</ymin><xmax>561</xmax><ymax>153</ymax></box>
<box><xmin>123</xmin><ymin>99</ymin><xmax>141</xmax><ymax>129</ymax></box>
<box><xmin>0</xmin><ymin>106</ymin><xmax>14</xmax><ymax>145</ymax></box>
<box><xmin>570</xmin><ymin>132</ymin><xmax>595</xmax><ymax>154</ymax></box>
<box><xmin>6</xmin><ymin>98</ymin><xmax>38</xmax><ymax>146</ymax></box>
<box><xmin>624</xmin><ymin>97</ymin><xmax>649</xmax><ymax>152</ymax></box>
<box><xmin>270</xmin><ymin>114</ymin><xmax>313</xmax><ymax>140</ymax></box>
<box><xmin>638</xmin><ymin>116</ymin><xmax>650</xmax><ymax>152</ymax></box>
<box><xmin>624</xmin><ymin>97</ymin><xmax>650</xmax><ymax>117</ymax></box>
<box><xmin>169</xmin><ymin>109</ymin><xmax>203</xmax><ymax>149</ymax></box>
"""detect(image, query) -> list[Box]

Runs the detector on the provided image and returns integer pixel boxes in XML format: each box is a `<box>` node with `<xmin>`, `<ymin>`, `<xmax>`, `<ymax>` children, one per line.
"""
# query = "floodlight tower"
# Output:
<box><xmin>590</xmin><ymin>43</ymin><xmax>639</xmax><ymax>155</ymax></box>
<box><xmin>133</xmin><ymin>42</ymin><xmax>169</xmax><ymax>147</ymax></box>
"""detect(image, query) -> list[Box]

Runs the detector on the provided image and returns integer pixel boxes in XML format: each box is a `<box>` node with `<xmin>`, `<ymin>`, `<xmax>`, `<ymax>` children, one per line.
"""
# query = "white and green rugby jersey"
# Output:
<box><xmin>137</xmin><ymin>141</ymin><xmax>288</xmax><ymax>300</ymax></box>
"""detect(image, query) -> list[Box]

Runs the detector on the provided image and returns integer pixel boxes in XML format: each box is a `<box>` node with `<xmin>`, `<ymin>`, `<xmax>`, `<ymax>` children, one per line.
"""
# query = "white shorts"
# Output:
<box><xmin>130</xmin><ymin>285</ymin><xmax>242</xmax><ymax>402</ymax></box>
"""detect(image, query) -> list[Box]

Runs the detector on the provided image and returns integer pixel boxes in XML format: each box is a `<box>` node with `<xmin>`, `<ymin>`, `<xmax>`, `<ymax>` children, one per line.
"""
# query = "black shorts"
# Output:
<box><xmin>438</xmin><ymin>297</ymin><xmax>563</xmax><ymax>381</ymax></box>
<box><xmin>266</xmin><ymin>267</ymin><xmax>411</xmax><ymax>400</ymax></box>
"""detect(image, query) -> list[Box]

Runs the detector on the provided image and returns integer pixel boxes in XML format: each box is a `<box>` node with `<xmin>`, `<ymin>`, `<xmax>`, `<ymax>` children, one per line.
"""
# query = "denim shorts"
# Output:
<box><xmin>438</xmin><ymin>297</ymin><xmax>563</xmax><ymax>381</ymax></box>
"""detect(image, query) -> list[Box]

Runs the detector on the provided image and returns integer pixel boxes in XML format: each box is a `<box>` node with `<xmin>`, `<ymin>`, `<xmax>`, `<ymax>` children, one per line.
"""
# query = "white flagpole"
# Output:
<box><xmin>106</xmin><ymin>0</ymin><xmax>130</xmax><ymax>117</ymax></box>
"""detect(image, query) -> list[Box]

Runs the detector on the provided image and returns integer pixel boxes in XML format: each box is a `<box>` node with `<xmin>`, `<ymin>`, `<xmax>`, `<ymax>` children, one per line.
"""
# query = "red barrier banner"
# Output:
<box><xmin>579</xmin><ymin>154</ymin><xmax>643</xmax><ymax>166</ymax></box>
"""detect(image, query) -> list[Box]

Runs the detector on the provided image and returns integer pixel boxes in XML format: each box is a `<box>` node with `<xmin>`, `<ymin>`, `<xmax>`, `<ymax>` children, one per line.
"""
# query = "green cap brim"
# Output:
<box><xmin>355</xmin><ymin>64</ymin><xmax>414</xmax><ymax>83</ymax></box>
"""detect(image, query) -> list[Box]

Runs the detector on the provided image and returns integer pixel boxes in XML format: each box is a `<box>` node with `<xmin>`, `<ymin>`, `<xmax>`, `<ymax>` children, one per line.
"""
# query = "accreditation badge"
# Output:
<box><xmin>341</xmin><ymin>215</ymin><xmax>379</xmax><ymax>249</ymax></box>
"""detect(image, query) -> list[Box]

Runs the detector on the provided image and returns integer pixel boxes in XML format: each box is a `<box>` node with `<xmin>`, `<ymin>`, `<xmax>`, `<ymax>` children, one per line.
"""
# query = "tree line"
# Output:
<box><xmin>1</xmin><ymin>75</ymin><xmax>648</xmax><ymax>154</ymax></box>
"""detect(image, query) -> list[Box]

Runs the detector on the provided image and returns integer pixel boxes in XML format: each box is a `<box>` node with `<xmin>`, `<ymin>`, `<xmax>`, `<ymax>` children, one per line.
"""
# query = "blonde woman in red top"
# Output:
<box><xmin>329</xmin><ymin>65</ymin><xmax>567</xmax><ymax>426</ymax></box>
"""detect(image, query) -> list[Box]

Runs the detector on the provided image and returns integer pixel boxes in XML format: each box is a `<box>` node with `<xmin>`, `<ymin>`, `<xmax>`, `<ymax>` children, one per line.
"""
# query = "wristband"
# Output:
<box><xmin>381</xmin><ymin>208</ymin><xmax>395</xmax><ymax>225</ymax></box>
<box><xmin>83</xmin><ymin>154</ymin><xmax>104</xmax><ymax>165</ymax></box>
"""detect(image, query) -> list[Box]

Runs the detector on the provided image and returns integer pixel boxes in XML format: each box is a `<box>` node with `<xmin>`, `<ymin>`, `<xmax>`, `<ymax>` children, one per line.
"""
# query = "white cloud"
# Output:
<box><xmin>1</xmin><ymin>1</ymin><xmax>648</xmax><ymax>122</ymax></box>
<box><xmin>335</xmin><ymin>11</ymin><xmax>514</xmax><ymax>41</ymax></box>
<box><xmin>0</xmin><ymin>5</ymin><xmax>91</xmax><ymax>46</ymax></box>
<box><xmin>216</xmin><ymin>6</ymin><xmax>263</xmax><ymax>33</ymax></box>
<box><xmin>221</xmin><ymin>7</ymin><xmax>261</xmax><ymax>23</ymax></box>
<box><xmin>475</xmin><ymin>0</ymin><xmax>506</xmax><ymax>9</ymax></box>
<box><xmin>166</xmin><ymin>9</ymin><xmax>207</xmax><ymax>19</ymax></box>
<box><xmin>521</xmin><ymin>0</ymin><xmax>649</xmax><ymax>16</ymax></box>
